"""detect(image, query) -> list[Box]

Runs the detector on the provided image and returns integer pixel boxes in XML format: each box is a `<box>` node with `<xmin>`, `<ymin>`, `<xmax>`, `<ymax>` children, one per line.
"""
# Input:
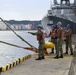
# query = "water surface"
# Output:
<box><xmin>0</xmin><ymin>30</ymin><xmax>38</xmax><ymax>67</ymax></box>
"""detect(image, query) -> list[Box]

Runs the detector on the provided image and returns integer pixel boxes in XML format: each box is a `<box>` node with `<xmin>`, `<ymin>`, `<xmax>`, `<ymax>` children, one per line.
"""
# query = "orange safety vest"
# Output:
<box><xmin>49</xmin><ymin>29</ymin><xmax>57</xmax><ymax>38</ymax></box>
<box><xmin>52</xmin><ymin>29</ymin><xmax>56</xmax><ymax>35</ymax></box>
<box><xmin>37</xmin><ymin>30</ymin><xmax>45</xmax><ymax>41</ymax></box>
<box><xmin>58</xmin><ymin>28</ymin><xmax>64</xmax><ymax>38</ymax></box>
<box><xmin>66</xmin><ymin>30</ymin><xmax>72</xmax><ymax>38</ymax></box>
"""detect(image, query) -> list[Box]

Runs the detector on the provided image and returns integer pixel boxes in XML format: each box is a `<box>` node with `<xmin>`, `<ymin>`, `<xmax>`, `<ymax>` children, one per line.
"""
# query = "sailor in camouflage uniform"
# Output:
<box><xmin>54</xmin><ymin>22</ymin><xmax>64</xmax><ymax>59</ymax></box>
<box><xmin>49</xmin><ymin>25</ymin><xmax>57</xmax><ymax>54</ymax></box>
<box><xmin>28</xmin><ymin>25</ymin><xmax>45</xmax><ymax>60</ymax></box>
<box><xmin>64</xmin><ymin>24</ymin><xmax>73</xmax><ymax>55</ymax></box>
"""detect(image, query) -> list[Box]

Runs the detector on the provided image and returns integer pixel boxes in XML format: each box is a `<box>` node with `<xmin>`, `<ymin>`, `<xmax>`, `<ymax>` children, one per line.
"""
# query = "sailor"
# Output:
<box><xmin>49</xmin><ymin>25</ymin><xmax>57</xmax><ymax>54</ymax></box>
<box><xmin>64</xmin><ymin>24</ymin><xmax>73</xmax><ymax>55</ymax></box>
<box><xmin>28</xmin><ymin>24</ymin><xmax>45</xmax><ymax>60</ymax></box>
<box><xmin>54</xmin><ymin>22</ymin><xmax>64</xmax><ymax>59</ymax></box>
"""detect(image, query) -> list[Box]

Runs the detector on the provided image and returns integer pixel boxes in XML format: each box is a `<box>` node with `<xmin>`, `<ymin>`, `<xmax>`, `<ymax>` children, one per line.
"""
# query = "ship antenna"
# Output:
<box><xmin>50</xmin><ymin>1</ymin><xmax>52</xmax><ymax>10</ymax></box>
<box><xmin>74</xmin><ymin>0</ymin><xmax>76</xmax><ymax>5</ymax></box>
<box><xmin>54</xmin><ymin>0</ymin><xmax>58</xmax><ymax>5</ymax></box>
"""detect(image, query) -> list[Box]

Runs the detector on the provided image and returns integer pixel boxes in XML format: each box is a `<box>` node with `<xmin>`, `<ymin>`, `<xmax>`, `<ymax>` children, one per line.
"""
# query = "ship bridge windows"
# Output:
<box><xmin>47</xmin><ymin>20</ymin><xmax>53</xmax><ymax>26</ymax></box>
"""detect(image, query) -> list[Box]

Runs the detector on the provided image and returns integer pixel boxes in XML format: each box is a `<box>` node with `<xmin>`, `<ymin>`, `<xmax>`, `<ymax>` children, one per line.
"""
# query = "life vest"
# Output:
<box><xmin>58</xmin><ymin>28</ymin><xmax>64</xmax><ymax>38</ymax></box>
<box><xmin>49</xmin><ymin>29</ymin><xmax>56</xmax><ymax>35</ymax></box>
<box><xmin>61</xmin><ymin>30</ymin><xmax>64</xmax><ymax>37</ymax></box>
<box><xmin>49</xmin><ymin>29</ymin><xmax>57</xmax><ymax>38</ymax></box>
<box><xmin>66</xmin><ymin>30</ymin><xmax>72</xmax><ymax>38</ymax></box>
<box><xmin>37</xmin><ymin>30</ymin><xmax>45</xmax><ymax>41</ymax></box>
<box><xmin>51</xmin><ymin>29</ymin><xmax>57</xmax><ymax>35</ymax></box>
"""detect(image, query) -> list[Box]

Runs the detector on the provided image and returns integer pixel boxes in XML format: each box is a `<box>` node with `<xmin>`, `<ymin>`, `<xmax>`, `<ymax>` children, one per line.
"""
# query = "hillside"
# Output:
<box><xmin>5</xmin><ymin>20</ymin><xmax>41</xmax><ymax>29</ymax></box>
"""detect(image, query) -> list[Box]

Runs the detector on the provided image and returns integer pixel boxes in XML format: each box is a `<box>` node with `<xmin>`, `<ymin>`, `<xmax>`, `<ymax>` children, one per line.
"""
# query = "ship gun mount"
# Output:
<box><xmin>61</xmin><ymin>0</ymin><xmax>70</xmax><ymax>5</ymax></box>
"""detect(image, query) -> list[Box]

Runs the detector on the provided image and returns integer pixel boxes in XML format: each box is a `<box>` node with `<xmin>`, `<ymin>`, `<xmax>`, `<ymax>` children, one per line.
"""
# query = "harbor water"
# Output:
<box><xmin>0</xmin><ymin>30</ymin><xmax>39</xmax><ymax>67</ymax></box>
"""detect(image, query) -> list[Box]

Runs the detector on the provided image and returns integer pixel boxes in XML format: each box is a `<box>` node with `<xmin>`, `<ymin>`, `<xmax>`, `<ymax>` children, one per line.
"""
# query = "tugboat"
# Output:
<box><xmin>42</xmin><ymin>0</ymin><xmax>76</xmax><ymax>35</ymax></box>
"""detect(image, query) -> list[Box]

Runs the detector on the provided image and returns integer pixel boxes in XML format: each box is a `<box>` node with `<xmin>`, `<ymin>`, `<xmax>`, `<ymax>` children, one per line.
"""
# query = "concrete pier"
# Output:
<box><xmin>1</xmin><ymin>50</ymin><xmax>73</xmax><ymax>75</ymax></box>
<box><xmin>0</xmin><ymin>34</ymin><xmax>76</xmax><ymax>75</ymax></box>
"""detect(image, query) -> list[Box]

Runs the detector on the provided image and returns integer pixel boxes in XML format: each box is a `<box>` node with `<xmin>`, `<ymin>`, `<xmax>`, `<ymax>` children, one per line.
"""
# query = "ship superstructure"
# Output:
<box><xmin>42</xmin><ymin>0</ymin><xmax>76</xmax><ymax>35</ymax></box>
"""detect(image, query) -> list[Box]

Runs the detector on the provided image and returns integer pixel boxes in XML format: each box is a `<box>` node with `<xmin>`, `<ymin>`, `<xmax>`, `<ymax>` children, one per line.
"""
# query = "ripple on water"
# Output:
<box><xmin>0</xmin><ymin>31</ymin><xmax>36</xmax><ymax>67</ymax></box>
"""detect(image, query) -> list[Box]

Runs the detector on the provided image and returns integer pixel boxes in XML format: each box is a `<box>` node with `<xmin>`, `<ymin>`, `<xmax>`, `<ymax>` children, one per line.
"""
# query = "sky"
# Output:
<box><xmin>0</xmin><ymin>0</ymin><xmax>74</xmax><ymax>20</ymax></box>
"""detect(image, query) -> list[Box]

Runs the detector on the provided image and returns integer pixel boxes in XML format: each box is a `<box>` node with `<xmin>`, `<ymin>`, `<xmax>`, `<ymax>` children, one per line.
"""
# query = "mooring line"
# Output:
<box><xmin>0</xmin><ymin>17</ymin><xmax>37</xmax><ymax>50</ymax></box>
<box><xmin>0</xmin><ymin>40</ymin><xmax>38</xmax><ymax>53</ymax></box>
<box><xmin>0</xmin><ymin>40</ymin><xmax>25</xmax><ymax>48</ymax></box>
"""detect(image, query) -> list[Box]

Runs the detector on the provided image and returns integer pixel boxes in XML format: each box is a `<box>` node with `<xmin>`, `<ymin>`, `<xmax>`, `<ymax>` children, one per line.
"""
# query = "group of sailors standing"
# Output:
<box><xmin>49</xmin><ymin>22</ymin><xmax>73</xmax><ymax>59</ymax></box>
<box><xmin>28</xmin><ymin>21</ymin><xmax>73</xmax><ymax>60</ymax></box>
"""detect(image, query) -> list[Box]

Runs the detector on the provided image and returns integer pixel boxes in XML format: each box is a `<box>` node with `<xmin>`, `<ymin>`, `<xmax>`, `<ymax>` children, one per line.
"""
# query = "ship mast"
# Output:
<box><xmin>74</xmin><ymin>0</ymin><xmax>76</xmax><ymax>5</ymax></box>
<box><xmin>73</xmin><ymin>0</ymin><xmax>76</xmax><ymax>15</ymax></box>
<box><xmin>54</xmin><ymin>0</ymin><xmax>58</xmax><ymax>5</ymax></box>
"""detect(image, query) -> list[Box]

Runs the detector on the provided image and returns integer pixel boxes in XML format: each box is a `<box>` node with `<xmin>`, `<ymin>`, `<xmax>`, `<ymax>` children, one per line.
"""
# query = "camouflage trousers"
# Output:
<box><xmin>51</xmin><ymin>38</ymin><xmax>57</xmax><ymax>54</ymax></box>
<box><xmin>65</xmin><ymin>38</ymin><xmax>73</xmax><ymax>54</ymax></box>
<box><xmin>38</xmin><ymin>43</ymin><xmax>44</xmax><ymax>57</ymax></box>
<box><xmin>57</xmin><ymin>38</ymin><xmax>63</xmax><ymax>56</ymax></box>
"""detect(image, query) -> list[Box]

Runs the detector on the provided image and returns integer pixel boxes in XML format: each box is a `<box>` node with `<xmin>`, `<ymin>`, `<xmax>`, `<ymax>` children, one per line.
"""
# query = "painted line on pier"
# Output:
<box><xmin>0</xmin><ymin>54</ymin><xmax>31</xmax><ymax>73</ymax></box>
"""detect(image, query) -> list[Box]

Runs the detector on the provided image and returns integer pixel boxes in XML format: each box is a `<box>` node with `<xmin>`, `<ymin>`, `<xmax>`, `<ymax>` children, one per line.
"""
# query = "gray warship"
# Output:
<box><xmin>42</xmin><ymin>0</ymin><xmax>76</xmax><ymax>35</ymax></box>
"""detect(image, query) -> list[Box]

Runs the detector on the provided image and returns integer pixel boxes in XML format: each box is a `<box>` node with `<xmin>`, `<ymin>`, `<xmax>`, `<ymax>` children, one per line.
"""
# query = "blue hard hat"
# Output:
<box><xmin>67</xmin><ymin>24</ymin><xmax>71</xmax><ymax>27</ymax></box>
<box><xmin>52</xmin><ymin>25</ymin><xmax>57</xmax><ymax>29</ymax></box>
<box><xmin>57</xmin><ymin>22</ymin><xmax>62</xmax><ymax>25</ymax></box>
<box><xmin>37</xmin><ymin>24</ymin><xmax>43</xmax><ymax>28</ymax></box>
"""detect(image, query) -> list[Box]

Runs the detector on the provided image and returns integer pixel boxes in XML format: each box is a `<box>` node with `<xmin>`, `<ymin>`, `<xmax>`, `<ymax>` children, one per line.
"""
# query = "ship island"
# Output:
<box><xmin>42</xmin><ymin>0</ymin><xmax>76</xmax><ymax>35</ymax></box>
